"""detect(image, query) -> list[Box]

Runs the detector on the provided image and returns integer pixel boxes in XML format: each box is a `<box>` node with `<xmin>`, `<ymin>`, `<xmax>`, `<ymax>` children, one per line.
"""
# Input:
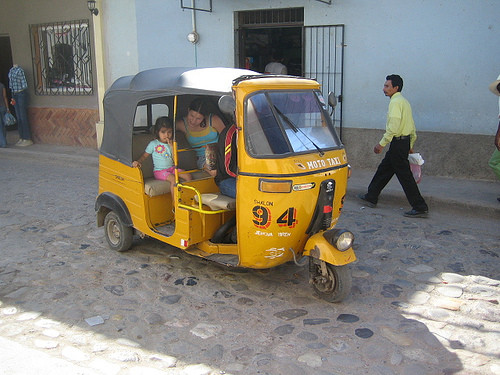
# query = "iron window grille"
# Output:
<box><xmin>239</xmin><ymin>8</ymin><xmax>304</xmax><ymax>27</ymax></box>
<box><xmin>29</xmin><ymin>19</ymin><xmax>93</xmax><ymax>96</ymax></box>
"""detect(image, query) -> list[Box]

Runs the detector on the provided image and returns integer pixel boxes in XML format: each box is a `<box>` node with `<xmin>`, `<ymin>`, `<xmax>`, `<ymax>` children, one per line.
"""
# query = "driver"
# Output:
<box><xmin>212</xmin><ymin>124</ymin><xmax>238</xmax><ymax>198</ymax></box>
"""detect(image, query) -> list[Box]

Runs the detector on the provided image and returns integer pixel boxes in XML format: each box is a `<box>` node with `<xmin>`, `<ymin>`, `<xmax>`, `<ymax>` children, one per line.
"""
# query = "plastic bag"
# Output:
<box><xmin>408</xmin><ymin>152</ymin><xmax>424</xmax><ymax>184</ymax></box>
<box><xmin>4</xmin><ymin>112</ymin><xmax>16</xmax><ymax>126</ymax></box>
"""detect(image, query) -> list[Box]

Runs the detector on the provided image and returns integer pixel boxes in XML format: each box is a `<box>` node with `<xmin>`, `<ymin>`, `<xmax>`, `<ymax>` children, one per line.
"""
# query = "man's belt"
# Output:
<box><xmin>393</xmin><ymin>135</ymin><xmax>410</xmax><ymax>140</ymax></box>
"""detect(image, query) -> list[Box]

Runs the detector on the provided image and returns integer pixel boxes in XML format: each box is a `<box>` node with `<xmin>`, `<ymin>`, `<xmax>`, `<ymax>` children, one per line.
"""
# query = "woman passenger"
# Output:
<box><xmin>176</xmin><ymin>98</ymin><xmax>226</xmax><ymax>171</ymax></box>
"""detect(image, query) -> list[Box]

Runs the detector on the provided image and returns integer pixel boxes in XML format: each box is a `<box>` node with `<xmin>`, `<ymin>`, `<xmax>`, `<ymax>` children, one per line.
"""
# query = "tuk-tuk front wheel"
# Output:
<box><xmin>309</xmin><ymin>259</ymin><xmax>351</xmax><ymax>303</ymax></box>
<box><xmin>104</xmin><ymin>211</ymin><xmax>133</xmax><ymax>252</ymax></box>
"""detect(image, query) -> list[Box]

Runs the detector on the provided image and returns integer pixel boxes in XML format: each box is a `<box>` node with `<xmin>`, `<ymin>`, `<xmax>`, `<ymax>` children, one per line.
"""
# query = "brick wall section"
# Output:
<box><xmin>29</xmin><ymin>107</ymin><xmax>99</xmax><ymax>149</ymax></box>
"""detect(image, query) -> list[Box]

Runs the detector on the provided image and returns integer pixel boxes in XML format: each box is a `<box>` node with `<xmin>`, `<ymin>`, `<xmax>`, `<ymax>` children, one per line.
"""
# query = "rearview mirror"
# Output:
<box><xmin>218</xmin><ymin>95</ymin><xmax>236</xmax><ymax>114</ymax></box>
<box><xmin>328</xmin><ymin>92</ymin><xmax>337</xmax><ymax>109</ymax></box>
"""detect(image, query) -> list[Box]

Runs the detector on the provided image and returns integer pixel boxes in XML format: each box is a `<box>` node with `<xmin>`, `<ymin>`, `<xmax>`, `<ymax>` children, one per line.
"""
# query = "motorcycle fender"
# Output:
<box><xmin>303</xmin><ymin>232</ymin><xmax>356</xmax><ymax>266</ymax></box>
<box><xmin>95</xmin><ymin>192</ymin><xmax>133</xmax><ymax>228</ymax></box>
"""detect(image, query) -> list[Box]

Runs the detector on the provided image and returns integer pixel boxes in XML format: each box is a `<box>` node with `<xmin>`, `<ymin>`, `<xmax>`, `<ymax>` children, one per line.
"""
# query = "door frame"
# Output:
<box><xmin>0</xmin><ymin>35</ymin><xmax>14</xmax><ymax>110</ymax></box>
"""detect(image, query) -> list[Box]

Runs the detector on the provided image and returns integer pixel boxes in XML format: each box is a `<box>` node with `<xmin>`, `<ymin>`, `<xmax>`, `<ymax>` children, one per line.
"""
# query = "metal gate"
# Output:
<box><xmin>304</xmin><ymin>25</ymin><xmax>345</xmax><ymax>138</ymax></box>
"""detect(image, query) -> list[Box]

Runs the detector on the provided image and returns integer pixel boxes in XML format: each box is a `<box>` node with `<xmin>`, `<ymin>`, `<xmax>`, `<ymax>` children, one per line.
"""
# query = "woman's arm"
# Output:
<box><xmin>175</xmin><ymin>118</ymin><xmax>186</xmax><ymax>134</ymax></box>
<box><xmin>211</xmin><ymin>114</ymin><xmax>227</xmax><ymax>133</ymax></box>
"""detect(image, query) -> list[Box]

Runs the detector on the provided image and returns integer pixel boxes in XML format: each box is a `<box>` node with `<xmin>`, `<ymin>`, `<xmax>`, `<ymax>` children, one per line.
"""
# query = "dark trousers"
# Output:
<box><xmin>366</xmin><ymin>138</ymin><xmax>428</xmax><ymax>211</ymax></box>
<box><xmin>13</xmin><ymin>89</ymin><xmax>32</xmax><ymax>140</ymax></box>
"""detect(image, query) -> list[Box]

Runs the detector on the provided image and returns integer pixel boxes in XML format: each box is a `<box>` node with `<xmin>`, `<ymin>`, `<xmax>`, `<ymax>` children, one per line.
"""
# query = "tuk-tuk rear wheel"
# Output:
<box><xmin>310</xmin><ymin>259</ymin><xmax>351</xmax><ymax>303</ymax></box>
<box><xmin>104</xmin><ymin>211</ymin><xmax>133</xmax><ymax>252</ymax></box>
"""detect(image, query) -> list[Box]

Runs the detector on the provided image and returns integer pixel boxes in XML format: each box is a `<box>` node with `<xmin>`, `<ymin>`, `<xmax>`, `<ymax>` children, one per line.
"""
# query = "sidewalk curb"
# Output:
<box><xmin>2</xmin><ymin>145</ymin><xmax>499</xmax><ymax>220</ymax></box>
<box><xmin>0</xmin><ymin>146</ymin><xmax>99</xmax><ymax>167</ymax></box>
<box><xmin>346</xmin><ymin>187</ymin><xmax>500</xmax><ymax>220</ymax></box>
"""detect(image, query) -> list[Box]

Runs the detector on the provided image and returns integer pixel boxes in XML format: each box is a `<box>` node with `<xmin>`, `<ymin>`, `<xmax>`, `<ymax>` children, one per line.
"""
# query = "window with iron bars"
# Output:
<box><xmin>29</xmin><ymin>20</ymin><xmax>93</xmax><ymax>95</ymax></box>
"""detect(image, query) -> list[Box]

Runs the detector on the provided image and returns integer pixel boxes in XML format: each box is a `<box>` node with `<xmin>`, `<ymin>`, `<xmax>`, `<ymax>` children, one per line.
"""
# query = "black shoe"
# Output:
<box><xmin>403</xmin><ymin>209</ymin><xmax>428</xmax><ymax>218</ymax></box>
<box><xmin>497</xmin><ymin>197</ymin><xmax>500</xmax><ymax>203</ymax></box>
<box><xmin>357</xmin><ymin>194</ymin><xmax>377</xmax><ymax>208</ymax></box>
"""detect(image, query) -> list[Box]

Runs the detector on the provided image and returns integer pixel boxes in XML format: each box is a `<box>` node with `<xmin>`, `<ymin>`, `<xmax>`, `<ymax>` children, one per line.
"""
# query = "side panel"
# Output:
<box><xmin>98</xmin><ymin>155</ymin><xmax>148</xmax><ymax>230</ymax></box>
<box><xmin>98</xmin><ymin>154</ymin><xmax>228</xmax><ymax>250</ymax></box>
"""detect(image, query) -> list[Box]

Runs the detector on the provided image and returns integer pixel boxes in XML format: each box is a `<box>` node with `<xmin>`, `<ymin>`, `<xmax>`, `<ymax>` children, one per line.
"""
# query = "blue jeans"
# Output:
<box><xmin>13</xmin><ymin>90</ymin><xmax>32</xmax><ymax>140</ymax></box>
<box><xmin>0</xmin><ymin>108</ymin><xmax>6</xmax><ymax>147</ymax></box>
<box><xmin>218</xmin><ymin>178</ymin><xmax>236</xmax><ymax>198</ymax></box>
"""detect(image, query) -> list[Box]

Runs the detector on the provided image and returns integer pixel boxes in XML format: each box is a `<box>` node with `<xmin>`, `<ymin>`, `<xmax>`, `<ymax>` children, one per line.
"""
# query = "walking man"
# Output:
<box><xmin>358</xmin><ymin>74</ymin><xmax>429</xmax><ymax>218</ymax></box>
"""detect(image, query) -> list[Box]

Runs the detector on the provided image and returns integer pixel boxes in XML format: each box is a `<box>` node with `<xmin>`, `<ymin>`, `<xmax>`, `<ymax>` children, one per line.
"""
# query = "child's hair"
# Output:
<box><xmin>153</xmin><ymin>116</ymin><xmax>173</xmax><ymax>138</ymax></box>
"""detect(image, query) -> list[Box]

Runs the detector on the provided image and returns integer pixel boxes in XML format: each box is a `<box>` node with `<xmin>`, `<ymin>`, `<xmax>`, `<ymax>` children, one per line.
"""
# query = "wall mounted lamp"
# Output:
<box><xmin>88</xmin><ymin>0</ymin><xmax>99</xmax><ymax>16</ymax></box>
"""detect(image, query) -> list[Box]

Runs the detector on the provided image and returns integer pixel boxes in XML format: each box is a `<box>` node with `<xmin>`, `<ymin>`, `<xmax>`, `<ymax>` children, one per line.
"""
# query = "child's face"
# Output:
<box><xmin>158</xmin><ymin>128</ymin><xmax>173</xmax><ymax>143</ymax></box>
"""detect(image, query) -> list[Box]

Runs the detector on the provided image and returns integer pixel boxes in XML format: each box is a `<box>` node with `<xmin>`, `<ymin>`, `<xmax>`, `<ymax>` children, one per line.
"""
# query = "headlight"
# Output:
<box><xmin>323</xmin><ymin>229</ymin><xmax>354</xmax><ymax>251</ymax></box>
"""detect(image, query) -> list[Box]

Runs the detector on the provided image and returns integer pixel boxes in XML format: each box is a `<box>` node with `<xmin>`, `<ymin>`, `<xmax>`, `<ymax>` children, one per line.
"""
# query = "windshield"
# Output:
<box><xmin>245</xmin><ymin>90</ymin><xmax>341</xmax><ymax>157</ymax></box>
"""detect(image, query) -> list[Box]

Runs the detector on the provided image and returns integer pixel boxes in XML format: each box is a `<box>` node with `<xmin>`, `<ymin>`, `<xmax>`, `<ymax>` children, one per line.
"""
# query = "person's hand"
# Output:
<box><xmin>132</xmin><ymin>160</ymin><xmax>141</xmax><ymax>168</ymax></box>
<box><xmin>205</xmin><ymin>167</ymin><xmax>217</xmax><ymax>177</ymax></box>
<box><xmin>374</xmin><ymin>144</ymin><xmax>384</xmax><ymax>154</ymax></box>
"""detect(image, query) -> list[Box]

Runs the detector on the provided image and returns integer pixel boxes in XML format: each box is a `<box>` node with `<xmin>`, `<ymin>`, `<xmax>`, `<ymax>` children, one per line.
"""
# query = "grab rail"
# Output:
<box><xmin>176</xmin><ymin>183</ymin><xmax>229</xmax><ymax>214</ymax></box>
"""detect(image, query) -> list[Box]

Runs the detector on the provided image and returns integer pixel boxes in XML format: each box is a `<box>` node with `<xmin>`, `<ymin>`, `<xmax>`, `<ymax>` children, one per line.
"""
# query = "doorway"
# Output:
<box><xmin>0</xmin><ymin>36</ymin><xmax>14</xmax><ymax>114</ymax></box>
<box><xmin>236</xmin><ymin>9</ymin><xmax>345</xmax><ymax>138</ymax></box>
<box><xmin>240</xmin><ymin>27</ymin><xmax>302</xmax><ymax>76</ymax></box>
<box><xmin>237</xmin><ymin>8</ymin><xmax>304</xmax><ymax>76</ymax></box>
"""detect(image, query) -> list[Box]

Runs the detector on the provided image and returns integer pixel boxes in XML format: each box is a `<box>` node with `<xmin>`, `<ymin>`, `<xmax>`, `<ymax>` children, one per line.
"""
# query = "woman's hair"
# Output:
<box><xmin>188</xmin><ymin>97</ymin><xmax>210</xmax><ymax>116</ymax></box>
<box><xmin>154</xmin><ymin>116</ymin><xmax>173</xmax><ymax>138</ymax></box>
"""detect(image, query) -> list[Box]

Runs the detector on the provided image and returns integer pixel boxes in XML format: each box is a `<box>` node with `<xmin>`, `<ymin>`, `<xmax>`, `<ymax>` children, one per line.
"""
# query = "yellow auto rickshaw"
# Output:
<box><xmin>96</xmin><ymin>67</ymin><xmax>355</xmax><ymax>302</ymax></box>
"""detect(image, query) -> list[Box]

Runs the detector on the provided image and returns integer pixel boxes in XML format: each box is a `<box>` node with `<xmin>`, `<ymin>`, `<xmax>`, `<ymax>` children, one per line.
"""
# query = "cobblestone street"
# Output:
<box><xmin>0</xmin><ymin>149</ymin><xmax>499</xmax><ymax>375</ymax></box>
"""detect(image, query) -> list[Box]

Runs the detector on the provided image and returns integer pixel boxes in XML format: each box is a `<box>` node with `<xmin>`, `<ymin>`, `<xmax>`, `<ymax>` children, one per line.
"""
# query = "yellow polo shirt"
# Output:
<box><xmin>380</xmin><ymin>92</ymin><xmax>417</xmax><ymax>148</ymax></box>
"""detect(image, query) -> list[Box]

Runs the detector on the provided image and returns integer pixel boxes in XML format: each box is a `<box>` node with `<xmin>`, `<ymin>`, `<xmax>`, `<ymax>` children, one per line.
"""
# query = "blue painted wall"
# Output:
<box><xmin>103</xmin><ymin>0</ymin><xmax>500</xmax><ymax>136</ymax></box>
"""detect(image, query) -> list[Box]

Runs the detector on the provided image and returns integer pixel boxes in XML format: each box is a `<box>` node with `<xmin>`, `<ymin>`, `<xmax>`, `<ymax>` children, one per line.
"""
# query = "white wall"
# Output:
<box><xmin>103</xmin><ymin>0</ymin><xmax>500</xmax><ymax>136</ymax></box>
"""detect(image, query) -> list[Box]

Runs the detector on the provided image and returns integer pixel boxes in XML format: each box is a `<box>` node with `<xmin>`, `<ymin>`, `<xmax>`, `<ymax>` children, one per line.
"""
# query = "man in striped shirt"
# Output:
<box><xmin>8</xmin><ymin>65</ymin><xmax>33</xmax><ymax>146</ymax></box>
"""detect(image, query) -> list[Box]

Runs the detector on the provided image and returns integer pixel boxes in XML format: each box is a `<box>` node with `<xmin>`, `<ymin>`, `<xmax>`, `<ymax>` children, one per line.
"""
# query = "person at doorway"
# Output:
<box><xmin>214</xmin><ymin>124</ymin><xmax>238</xmax><ymax>198</ymax></box>
<box><xmin>8</xmin><ymin>65</ymin><xmax>33</xmax><ymax>147</ymax></box>
<box><xmin>0</xmin><ymin>81</ymin><xmax>10</xmax><ymax>148</ymax></box>
<box><xmin>264</xmin><ymin>53</ymin><xmax>287</xmax><ymax>75</ymax></box>
<box><xmin>358</xmin><ymin>74</ymin><xmax>429</xmax><ymax>218</ymax></box>
<box><xmin>176</xmin><ymin>98</ymin><xmax>226</xmax><ymax>171</ymax></box>
<box><xmin>488</xmin><ymin>74</ymin><xmax>500</xmax><ymax>202</ymax></box>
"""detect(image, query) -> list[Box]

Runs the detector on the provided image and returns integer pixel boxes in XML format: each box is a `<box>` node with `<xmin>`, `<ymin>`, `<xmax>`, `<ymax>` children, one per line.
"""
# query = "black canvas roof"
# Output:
<box><xmin>101</xmin><ymin>67</ymin><xmax>259</xmax><ymax>163</ymax></box>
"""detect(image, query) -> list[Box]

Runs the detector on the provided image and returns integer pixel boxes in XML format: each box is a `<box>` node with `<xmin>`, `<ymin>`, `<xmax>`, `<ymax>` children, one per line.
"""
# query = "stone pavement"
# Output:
<box><xmin>2</xmin><ymin>141</ymin><xmax>499</xmax><ymax>219</ymax></box>
<box><xmin>0</xmin><ymin>142</ymin><xmax>499</xmax><ymax>375</ymax></box>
